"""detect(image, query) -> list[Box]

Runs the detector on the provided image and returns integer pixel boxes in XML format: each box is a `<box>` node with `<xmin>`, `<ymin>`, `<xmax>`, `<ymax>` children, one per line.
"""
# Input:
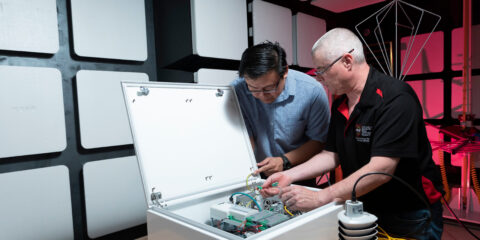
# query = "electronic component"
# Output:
<box><xmin>211</xmin><ymin>197</ymin><xmax>297</xmax><ymax>238</ymax></box>
<box><xmin>269</xmin><ymin>202</ymin><xmax>284</xmax><ymax>213</ymax></box>
<box><xmin>233</xmin><ymin>191</ymin><xmax>261</xmax><ymax>207</ymax></box>
<box><xmin>247</xmin><ymin>210</ymin><xmax>290</xmax><ymax>227</ymax></box>
<box><xmin>262</xmin><ymin>195</ymin><xmax>282</xmax><ymax>212</ymax></box>
<box><xmin>246</xmin><ymin>210</ymin><xmax>275</xmax><ymax>222</ymax></box>
<box><xmin>209</xmin><ymin>175</ymin><xmax>302</xmax><ymax>238</ymax></box>
<box><xmin>211</xmin><ymin>218</ymin><xmax>243</xmax><ymax>233</ymax></box>
<box><xmin>210</xmin><ymin>202</ymin><xmax>259</xmax><ymax>221</ymax></box>
<box><xmin>259</xmin><ymin>213</ymin><xmax>290</xmax><ymax>227</ymax></box>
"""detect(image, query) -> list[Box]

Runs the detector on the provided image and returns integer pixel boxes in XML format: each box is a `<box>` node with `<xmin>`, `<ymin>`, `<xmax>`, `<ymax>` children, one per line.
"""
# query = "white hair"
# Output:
<box><xmin>312</xmin><ymin>28</ymin><xmax>365</xmax><ymax>63</ymax></box>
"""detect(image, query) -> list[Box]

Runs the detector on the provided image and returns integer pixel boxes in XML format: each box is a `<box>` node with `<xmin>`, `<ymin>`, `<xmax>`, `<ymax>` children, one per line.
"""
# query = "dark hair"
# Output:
<box><xmin>238</xmin><ymin>41</ymin><xmax>287</xmax><ymax>79</ymax></box>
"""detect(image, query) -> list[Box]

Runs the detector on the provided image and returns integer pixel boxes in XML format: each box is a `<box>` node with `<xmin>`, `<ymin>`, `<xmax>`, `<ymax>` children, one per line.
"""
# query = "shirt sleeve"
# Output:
<box><xmin>305</xmin><ymin>85</ymin><xmax>330</xmax><ymax>142</ymax></box>
<box><xmin>371</xmin><ymin>93</ymin><xmax>421</xmax><ymax>158</ymax></box>
<box><xmin>324</xmin><ymin>104</ymin><xmax>337</xmax><ymax>153</ymax></box>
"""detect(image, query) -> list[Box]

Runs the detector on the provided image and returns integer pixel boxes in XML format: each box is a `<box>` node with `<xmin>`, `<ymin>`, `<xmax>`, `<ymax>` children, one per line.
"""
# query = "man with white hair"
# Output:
<box><xmin>260</xmin><ymin>28</ymin><xmax>444</xmax><ymax>239</ymax></box>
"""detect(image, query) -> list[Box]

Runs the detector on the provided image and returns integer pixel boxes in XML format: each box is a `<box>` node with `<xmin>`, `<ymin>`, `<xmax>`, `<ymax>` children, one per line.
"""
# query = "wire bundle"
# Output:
<box><xmin>377</xmin><ymin>226</ymin><xmax>413</xmax><ymax>240</ymax></box>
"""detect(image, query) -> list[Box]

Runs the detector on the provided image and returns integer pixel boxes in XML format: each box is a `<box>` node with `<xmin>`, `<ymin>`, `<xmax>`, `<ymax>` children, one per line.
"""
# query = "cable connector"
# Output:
<box><xmin>338</xmin><ymin>200</ymin><xmax>377</xmax><ymax>231</ymax></box>
<box><xmin>344</xmin><ymin>200</ymin><xmax>364</xmax><ymax>217</ymax></box>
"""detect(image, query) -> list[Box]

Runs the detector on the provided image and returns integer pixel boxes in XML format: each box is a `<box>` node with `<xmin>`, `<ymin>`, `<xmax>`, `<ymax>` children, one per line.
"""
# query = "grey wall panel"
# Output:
<box><xmin>191</xmin><ymin>0</ymin><xmax>248</xmax><ymax>60</ymax></box>
<box><xmin>0</xmin><ymin>0</ymin><xmax>59</xmax><ymax>54</ymax></box>
<box><xmin>0</xmin><ymin>0</ymin><xmax>158</xmax><ymax>238</ymax></box>
<box><xmin>0</xmin><ymin>65</ymin><xmax>66</xmax><ymax>158</ymax></box>
<box><xmin>76</xmin><ymin>70</ymin><xmax>149</xmax><ymax>149</ymax></box>
<box><xmin>252</xmin><ymin>0</ymin><xmax>293</xmax><ymax>64</ymax></box>
<box><xmin>70</xmin><ymin>0</ymin><xmax>148</xmax><ymax>61</ymax></box>
<box><xmin>194</xmin><ymin>68</ymin><xmax>238</xmax><ymax>85</ymax></box>
<box><xmin>83</xmin><ymin>156</ymin><xmax>147</xmax><ymax>238</ymax></box>
<box><xmin>154</xmin><ymin>0</ymin><xmax>245</xmax><ymax>70</ymax></box>
<box><xmin>294</xmin><ymin>13</ymin><xmax>326</xmax><ymax>68</ymax></box>
<box><xmin>0</xmin><ymin>166</ymin><xmax>74</xmax><ymax>240</ymax></box>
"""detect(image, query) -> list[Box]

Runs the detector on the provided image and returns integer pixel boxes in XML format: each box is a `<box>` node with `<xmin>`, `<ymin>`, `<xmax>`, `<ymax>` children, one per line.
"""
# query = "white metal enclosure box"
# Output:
<box><xmin>122</xmin><ymin>82</ymin><xmax>342</xmax><ymax>240</ymax></box>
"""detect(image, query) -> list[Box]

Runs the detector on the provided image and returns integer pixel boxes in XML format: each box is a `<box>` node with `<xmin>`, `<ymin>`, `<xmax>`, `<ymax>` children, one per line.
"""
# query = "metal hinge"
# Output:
<box><xmin>151</xmin><ymin>188</ymin><xmax>167</xmax><ymax>208</ymax></box>
<box><xmin>216</xmin><ymin>89</ymin><xmax>224</xmax><ymax>97</ymax></box>
<box><xmin>137</xmin><ymin>86</ymin><xmax>150</xmax><ymax>96</ymax></box>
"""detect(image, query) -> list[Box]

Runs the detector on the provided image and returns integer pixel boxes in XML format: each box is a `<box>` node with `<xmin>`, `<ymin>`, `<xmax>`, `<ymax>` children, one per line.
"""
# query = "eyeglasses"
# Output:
<box><xmin>247</xmin><ymin>76</ymin><xmax>282</xmax><ymax>94</ymax></box>
<box><xmin>314</xmin><ymin>49</ymin><xmax>354</xmax><ymax>76</ymax></box>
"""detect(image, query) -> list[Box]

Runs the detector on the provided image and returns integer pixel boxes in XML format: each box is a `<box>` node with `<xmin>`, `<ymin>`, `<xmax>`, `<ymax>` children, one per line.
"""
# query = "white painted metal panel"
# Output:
<box><xmin>0</xmin><ymin>65</ymin><xmax>66</xmax><ymax>158</ymax></box>
<box><xmin>122</xmin><ymin>83</ymin><xmax>256</xmax><ymax>204</ymax></box>
<box><xmin>194</xmin><ymin>68</ymin><xmax>238</xmax><ymax>85</ymax></box>
<box><xmin>191</xmin><ymin>0</ymin><xmax>248</xmax><ymax>60</ymax></box>
<box><xmin>0</xmin><ymin>166</ymin><xmax>74</xmax><ymax>240</ymax></box>
<box><xmin>252</xmin><ymin>0</ymin><xmax>293</xmax><ymax>64</ymax></box>
<box><xmin>70</xmin><ymin>0</ymin><xmax>148</xmax><ymax>61</ymax></box>
<box><xmin>294</xmin><ymin>13</ymin><xmax>326</xmax><ymax>68</ymax></box>
<box><xmin>0</xmin><ymin>0</ymin><xmax>59</xmax><ymax>54</ymax></box>
<box><xmin>76</xmin><ymin>70</ymin><xmax>149</xmax><ymax>149</ymax></box>
<box><xmin>83</xmin><ymin>156</ymin><xmax>147</xmax><ymax>238</ymax></box>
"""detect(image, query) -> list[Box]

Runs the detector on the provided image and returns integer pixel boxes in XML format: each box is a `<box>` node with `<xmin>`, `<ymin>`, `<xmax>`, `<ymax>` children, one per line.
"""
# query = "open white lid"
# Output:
<box><xmin>122</xmin><ymin>82</ymin><xmax>257</xmax><ymax>207</ymax></box>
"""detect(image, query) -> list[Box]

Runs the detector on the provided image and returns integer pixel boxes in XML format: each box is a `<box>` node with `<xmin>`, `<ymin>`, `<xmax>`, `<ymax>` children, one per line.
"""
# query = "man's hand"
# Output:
<box><xmin>259</xmin><ymin>172</ymin><xmax>292</xmax><ymax>198</ymax></box>
<box><xmin>255</xmin><ymin>157</ymin><xmax>283</xmax><ymax>176</ymax></box>
<box><xmin>279</xmin><ymin>186</ymin><xmax>328</xmax><ymax>212</ymax></box>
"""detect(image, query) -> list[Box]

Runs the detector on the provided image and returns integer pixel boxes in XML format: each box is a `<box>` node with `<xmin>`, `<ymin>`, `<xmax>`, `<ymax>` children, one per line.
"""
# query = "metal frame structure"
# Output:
<box><xmin>355</xmin><ymin>0</ymin><xmax>441</xmax><ymax>80</ymax></box>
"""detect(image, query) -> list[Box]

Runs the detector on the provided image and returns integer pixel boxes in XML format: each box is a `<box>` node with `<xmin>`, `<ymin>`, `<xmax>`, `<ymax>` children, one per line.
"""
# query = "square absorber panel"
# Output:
<box><xmin>83</xmin><ymin>156</ymin><xmax>147</xmax><ymax>238</ymax></box>
<box><xmin>76</xmin><ymin>70</ymin><xmax>149</xmax><ymax>149</ymax></box>
<box><xmin>0</xmin><ymin>66</ymin><xmax>66</xmax><ymax>158</ymax></box>
<box><xmin>293</xmin><ymin>13</ymin><xmax>326</xmax><ymax>68</ymax></box>
<box><xmin>451</xmin><ymin>76</ymin><xmax>480</xmax><ymax>119</ymax></box>
<box><xmin>0</xmin><ymin>0</ymin><xmax>59</xmax><ymax>54</ymax></box>
<box><xmin>252</xmin><ymin>0</ymin><xmax>293</xmax><ymax>64</ymax></box>
<box><xmin>0</xmin><ymin>166</ymin><xmax>73</xmax><ymax>239</ymax></box>
<box><xmin>194</xmin><ymin>68</ymin><xmax>238</xmax><ymax>85</ymax></box>
<box><xmin>425</xmin><ymin>124</ymin><xmax>442</xmax><ymax>165</ymax></box>
<box><xmin>191</xmin><ymin>0</ymin><xmax>248</xmax><ymax>60</ymax></box>
<box><xmin>400</xmin><ymin>31</ymin><xmax>444</xmax><ymax>75</ymax></box>
<box><xmin>70</xmin><ymin>0</ymin><xmax>148</xmax><ymax>61</ymax></box>
<box><xmin>451</xmin><ymin>24</ymin><xmax>480</xmax><ymax>71</ymax></box>
<box><xmin>406</xmin><ymin>79</ymin><xmax>444</xmax><ymax>119</ymax></box>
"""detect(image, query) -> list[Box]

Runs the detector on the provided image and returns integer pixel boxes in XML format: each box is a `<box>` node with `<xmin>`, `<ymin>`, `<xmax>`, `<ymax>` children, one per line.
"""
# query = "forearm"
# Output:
<box><xmin>285</xmin><ymin>150</ymin><xmax>338</xmax><ymax>183</ymax></box>
<box><xmin>284</xmin><ymin>140</ymin><xmax>325</xmax><ymax>166</ymax></box>
<box><xmin>323</xmin><ymin>156</ymin><xmax>400</xmax><ymax>203</ymax></box>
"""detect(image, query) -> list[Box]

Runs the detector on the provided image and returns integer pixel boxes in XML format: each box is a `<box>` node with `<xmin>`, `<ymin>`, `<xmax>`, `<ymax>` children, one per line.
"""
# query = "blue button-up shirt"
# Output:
<box><xmin>232</xmin><ymin>69</ymin><xmax>330</xmax><ymax>162</ymax></box>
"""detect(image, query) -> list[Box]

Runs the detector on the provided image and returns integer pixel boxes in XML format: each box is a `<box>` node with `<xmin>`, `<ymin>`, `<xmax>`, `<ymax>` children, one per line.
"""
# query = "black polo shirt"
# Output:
<box><xmin>325</xmin><ymin>67</ymin><xmax>443</xmax><ymax>214</ymax></box>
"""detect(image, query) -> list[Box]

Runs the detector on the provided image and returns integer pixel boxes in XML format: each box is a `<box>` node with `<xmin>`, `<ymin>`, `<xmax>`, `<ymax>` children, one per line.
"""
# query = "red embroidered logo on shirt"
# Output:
<box><xmin>376</xmin><ymin>88</ymin><xmax>383</xmax><ymax>98</ymax></box>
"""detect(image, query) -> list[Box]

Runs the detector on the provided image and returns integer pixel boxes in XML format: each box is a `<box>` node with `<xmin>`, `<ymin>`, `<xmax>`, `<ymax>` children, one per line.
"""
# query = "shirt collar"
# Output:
<box><xmin>274</xmin><ymin>71</ymin><xmax>295</xmax><ymax>103</ymax></box>
<box><xmin>335</xmin><ymin>66</ymin><xmax>381</xmax><ymax>116</ymax></box>
<box><xmin>356</xmin><ymin>66</ymin><xmax>382</xmax><ymax>110</ymax></box>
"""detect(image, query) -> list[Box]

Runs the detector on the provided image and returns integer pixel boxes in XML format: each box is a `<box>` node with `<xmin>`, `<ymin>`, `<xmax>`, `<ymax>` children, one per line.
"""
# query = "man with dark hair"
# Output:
<box><xmin>231</xmin><ymin>41</ymin><xmax>330</xmax><ymax>185</ymax></box>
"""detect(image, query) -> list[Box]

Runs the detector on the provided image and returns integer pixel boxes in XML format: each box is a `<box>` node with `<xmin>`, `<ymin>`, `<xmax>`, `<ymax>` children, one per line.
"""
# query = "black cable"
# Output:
<box><xmin>351</xmin><ymin>172</ymin><xmax>432</xmax><ymax>237</ymax></box>
<box><xmin>442</xmin><ymin>195</ymin><xmax>480</xmax><ymax>240</ymax></box>
<box><xmin>352</xmin><ymin>172</ymin><xmax>431</xmax><ymax>208</ymax></box>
